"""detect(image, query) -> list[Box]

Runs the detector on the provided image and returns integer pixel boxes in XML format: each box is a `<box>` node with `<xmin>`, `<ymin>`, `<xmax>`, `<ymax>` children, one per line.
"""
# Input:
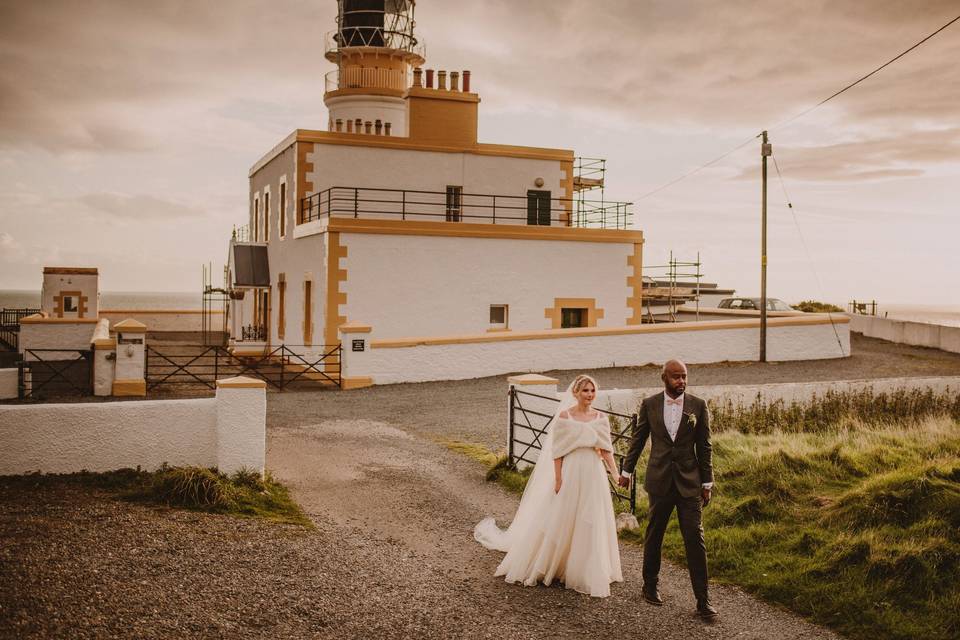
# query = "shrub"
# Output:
<box><xmin>793</xmin><ymin>300</ymin><xmax>844</xmax><ymax>313</ymax></box>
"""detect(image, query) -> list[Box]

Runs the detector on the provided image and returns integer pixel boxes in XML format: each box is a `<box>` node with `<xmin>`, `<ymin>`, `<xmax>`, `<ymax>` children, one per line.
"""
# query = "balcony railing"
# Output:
<box><xmin>325</xmin><ymin>67</ymin><xmax>409</xmax><ymax>93</ymax></box>
<box><xmin>325</xmin><ymin>30</ymin><xmax>425</xmax><ymax>60</ymax></box>
<box><xmin>299</xmin><ymin>186</ymin><xmax>633</xmax><ymax>230</ymax></box>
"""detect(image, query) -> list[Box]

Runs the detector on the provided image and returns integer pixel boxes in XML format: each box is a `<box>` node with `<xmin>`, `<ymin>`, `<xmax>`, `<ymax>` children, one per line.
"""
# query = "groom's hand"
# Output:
<box><xmin>701</xmin><ymin>487</ymin><xmax>712</xmax><ymax>507</ymax></box>
<box><xmin>617</xmin><ymin>475</ymin><xmax>630</xmax><ymax>488</ymax></box>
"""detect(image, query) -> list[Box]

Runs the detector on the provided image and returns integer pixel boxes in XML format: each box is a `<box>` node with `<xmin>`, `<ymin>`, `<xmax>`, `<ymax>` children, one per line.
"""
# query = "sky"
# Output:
<box><xmin>1</xmin><ymin>0</ymin><xmax>958</xmax><ymax>306</ymax></box>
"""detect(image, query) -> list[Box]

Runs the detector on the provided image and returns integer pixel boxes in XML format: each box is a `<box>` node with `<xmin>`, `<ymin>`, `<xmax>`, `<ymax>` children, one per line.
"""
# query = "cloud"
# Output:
<box><xmin>76</xmin><ymin>192</ymin><xmax>203</xmax><ymax>220</ymax></box>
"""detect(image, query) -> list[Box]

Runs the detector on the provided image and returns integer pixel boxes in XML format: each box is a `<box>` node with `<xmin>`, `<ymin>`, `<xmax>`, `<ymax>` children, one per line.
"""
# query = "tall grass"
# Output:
<box><xmin>482</xmin><ymin>388</ymin><xmax>960</xmax><ymax>640</ymax></box>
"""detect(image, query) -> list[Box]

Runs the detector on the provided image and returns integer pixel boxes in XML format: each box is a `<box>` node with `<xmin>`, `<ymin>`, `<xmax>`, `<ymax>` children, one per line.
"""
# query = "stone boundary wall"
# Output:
<box><xmin>847</xmin><ymin>313</ymin><xmax>960</xmax><ymax>354</ymax></box>
<box><xmin>0</xmin><ymin>377</ymin><xmax>265</xmax><ymax>476</ymax></box>
<box><xmin>99</xmin><ymin>310</ymin><xmax>222</xmax><ymax>333</ymax></box>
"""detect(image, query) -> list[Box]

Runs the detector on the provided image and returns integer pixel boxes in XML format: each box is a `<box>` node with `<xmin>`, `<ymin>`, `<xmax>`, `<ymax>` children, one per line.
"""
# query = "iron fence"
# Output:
<box><xmin>508</xmin><ymin>386</ymin><xmax>638</xmax><ymax>513</ymax></box>
<box><xmin>300</xmin><ymin>186</ymin><xmax>633</xmax><ymax>230</ymax></box>
<box><xmin>0</xmin><ymin>308</ymin><xmax>40</xmax><ymax>351</ymax></box>
<box><xmin>146</xmin><ymin>344</ymin><xmax>341</xmax><ymax>391</ymax></box>
<box><xmin>18</xmin><ymin>348</ymin><xmax>93</xmax><ymax>399</ymax></box>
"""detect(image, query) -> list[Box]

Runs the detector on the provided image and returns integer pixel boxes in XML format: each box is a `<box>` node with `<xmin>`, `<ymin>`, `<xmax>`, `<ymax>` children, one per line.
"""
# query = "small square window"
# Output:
<box><xmin>561</xmin><ymin>307</ymin><xmax>587</xmax><ymax>328</ymax></box>
<box><xmin>490</xmin><ymin>304</ymin><xmax>508</xmax><ymax>326</ymax></box>
<box><xmin>63</xmin><ymin>296</ymin><xmax>78</xmax><ymax>313</ymax></box>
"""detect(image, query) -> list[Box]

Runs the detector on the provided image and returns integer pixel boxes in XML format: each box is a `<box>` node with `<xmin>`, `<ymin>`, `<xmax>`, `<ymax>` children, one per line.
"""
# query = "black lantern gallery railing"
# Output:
<box><xmin>299</xmin><ymin>186</ymin><xmax>633</xmax><ymax>230</ymax></box>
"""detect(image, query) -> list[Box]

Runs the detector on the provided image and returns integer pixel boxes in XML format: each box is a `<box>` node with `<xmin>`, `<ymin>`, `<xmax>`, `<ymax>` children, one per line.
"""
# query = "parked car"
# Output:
<box><xmin>718</xmin><ymin>297</ymin><xmax>793</xmax><ymax>311</ymax></box>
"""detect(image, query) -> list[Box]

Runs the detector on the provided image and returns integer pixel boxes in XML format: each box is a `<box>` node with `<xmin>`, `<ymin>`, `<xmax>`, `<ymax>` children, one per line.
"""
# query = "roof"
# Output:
<box><xmin>43</xmin><ymin>267</ymin><xmax>99</xmax><ymax>275</ymax></box>
<box><xmin>231</xmin><ymin>244</ymin><xmax>270</xmax><ymax>287</ymax></box>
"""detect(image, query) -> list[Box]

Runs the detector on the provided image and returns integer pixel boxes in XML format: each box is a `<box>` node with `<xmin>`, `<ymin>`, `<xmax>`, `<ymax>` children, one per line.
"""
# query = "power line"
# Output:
<box><xmin>635</xmin><ymin>13</ymin><xmax>960</xmax><ymax>202</ymax></box>
<box><xmin>771</xmin><ymin>13</ymin><xmax>960</xmax><ymax>131</ymax></box>
<box><xmin>770</xmin><ymin>151</ymin><xmax>847</xmax><ymax>357</ymax></box>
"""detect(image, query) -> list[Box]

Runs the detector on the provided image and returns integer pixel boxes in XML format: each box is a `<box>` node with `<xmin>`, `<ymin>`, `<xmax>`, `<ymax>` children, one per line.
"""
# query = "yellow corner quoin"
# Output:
<box><xmin>341</xmin><ymin>376</ymin><xmax>374</xmax><ymax>390</ymax></box>
<box><xmin>327</xmin><ymin>217</ymin><xmax>644</xmax><ymax>244</ymax></box>
<box><xmin>544</xmin><ymin>298</ymin><xmax>604</xmax><ymax>329</ymax></box>
<box><xmin>507</xmin><ymin>374</ymin><xmax>560</xmax><ymax>386</ymax></box>
<box><xmin>112</xmin><ymin>379</ymin><xmax>146</xmax><ymax>397</ymax></box>
<box><xmin>372</xmin><ymin>315</ymin><xmax>850</xmax><ymax>349</ymax></box>
<box><xmin>112</xmin><ymin>319</ymin><xmax>148</xmax><ymax>332</ymax></box>
<box><xmin>215</xmin><ymin>376</ymin><xmax>267</xmax><ymax>389</ymax></box>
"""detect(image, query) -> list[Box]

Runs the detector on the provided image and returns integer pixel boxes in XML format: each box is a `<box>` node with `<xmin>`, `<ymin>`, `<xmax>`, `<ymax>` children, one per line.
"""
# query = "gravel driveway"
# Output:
<box><xmin>4</xmin><ymin>334</ymin><xmax>954</xmax><ymax>638</ymax></box>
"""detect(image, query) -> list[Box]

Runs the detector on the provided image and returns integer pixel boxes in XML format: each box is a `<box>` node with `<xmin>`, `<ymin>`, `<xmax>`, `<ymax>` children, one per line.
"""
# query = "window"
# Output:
<box><xmin>263</xmin><ymin>191</ymin><xmax>270</xmax><ymax>242</ymax></box>
<box><xmin>489</xmin><ymin>304</ymin><xmax>508</xmax><ymax>328</ymax></box>
<box><xmin>253</xmin><ymin>197</ymin><xmax>260</xmax><ymax>241</ymax></box>
<box><xmin>303</xmin><ymin>280</ymin><xmax>313</xmax><ymax>345</ymax></box>
<box><xmin>279</xmin><ymin>182</ymin><xmax>287</xmax><ymax>238</ymax></box>
<box><xmin>527</xmin><ymin>190</ymin><xmax>551</xmax><ymax>226</ymax></box>
<box><xmin>560</xmin><ymin>307</ymin><xmax>587</xmax><ymax>328</ymax></box>
<box><xmin>277</xmin><ymin>274</ymin><xmax>286</xmax><ymax>340</ymax></box>
<box><xmin>63</xmin><ymin>296</ymin><xmax>78</xmax><ymax>313</ymax></box>
<box><xmin>446</xmin><ymin>185</ymin><xmax>462</xmax><ymax>222</ymax></box>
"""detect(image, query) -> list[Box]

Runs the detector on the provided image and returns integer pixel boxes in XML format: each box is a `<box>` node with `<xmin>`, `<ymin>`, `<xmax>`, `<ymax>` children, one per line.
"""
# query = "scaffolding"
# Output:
<box><xmin>202</xmin><ymin>262</ymin><xmax>229</xmax><ymax>347</ymax></box>
<box><xmin>573</xmin><ymin>156</ymin><xmax>606</xmax><ymax>227</ymax></box>
<box><xmin>642</xmin><ymin>252</ymin><xmax>704</xmax><ymax>323</ymax></box>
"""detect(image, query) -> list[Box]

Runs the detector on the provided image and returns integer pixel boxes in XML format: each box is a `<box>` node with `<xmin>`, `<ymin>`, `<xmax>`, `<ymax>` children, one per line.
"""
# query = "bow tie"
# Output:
<box><xmin>666</xmin><ymin>396</ymin><xmax>683</xmax><ymax>406</ymax></box>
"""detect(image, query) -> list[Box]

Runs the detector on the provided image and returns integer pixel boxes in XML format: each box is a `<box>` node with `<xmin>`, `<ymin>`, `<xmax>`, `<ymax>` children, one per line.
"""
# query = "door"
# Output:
<box><xmin>527</xmin><ymin>190</ymin><xmax>552</xmax><ymax>226</ymax></box>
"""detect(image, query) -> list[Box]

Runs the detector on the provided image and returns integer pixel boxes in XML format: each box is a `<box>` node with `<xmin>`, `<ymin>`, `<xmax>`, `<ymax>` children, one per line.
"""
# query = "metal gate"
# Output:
<box><xmin>508</xmin><ymin>385</ymin><xmax>638</xmax><ymax>513</ymax></box>
<box><xmin>145</xmin><ymin>344</ymin><xmax>341</xmax><ymax>391</ymax></box>
<box><xmin>18</xmin><ymin>348</ymin><xmax>93</xmax><ymax>399</ymax></box>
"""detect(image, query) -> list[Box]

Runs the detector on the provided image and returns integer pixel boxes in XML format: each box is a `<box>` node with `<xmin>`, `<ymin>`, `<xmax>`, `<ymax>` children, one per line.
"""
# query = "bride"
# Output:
<box><xmin>474</xmin><ymin>374</ymin><xmax>623</xmax><ymax>597</ymax></box>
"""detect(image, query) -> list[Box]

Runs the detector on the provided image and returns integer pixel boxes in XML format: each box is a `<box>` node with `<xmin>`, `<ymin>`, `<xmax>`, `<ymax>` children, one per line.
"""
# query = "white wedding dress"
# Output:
<box><xmin>475</xmin><ymin>410</ymin><xmax>623</xmax><ymax>598</ymax></box>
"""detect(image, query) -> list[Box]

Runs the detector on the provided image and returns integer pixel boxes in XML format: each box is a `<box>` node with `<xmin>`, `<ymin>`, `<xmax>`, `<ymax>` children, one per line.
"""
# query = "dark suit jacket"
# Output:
<box><xmin>622</xmin><ymin>391</ymin><xmax>713</xmax><ymax>498</ymax></box>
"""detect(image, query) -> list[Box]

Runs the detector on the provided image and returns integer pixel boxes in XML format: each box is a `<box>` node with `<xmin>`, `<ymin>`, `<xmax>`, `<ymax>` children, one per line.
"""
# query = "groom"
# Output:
<box><xmin>618</xmin><ymin>359</ymin><xmax>718</xmax><ymax>619</ymax></box>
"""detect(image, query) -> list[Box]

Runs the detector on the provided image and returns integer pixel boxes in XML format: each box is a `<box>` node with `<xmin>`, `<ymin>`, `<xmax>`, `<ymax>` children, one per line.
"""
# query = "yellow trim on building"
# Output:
<box><xmin>100</xmin><ymin>309</ymin><xmax>223</xmax><ymax>315</ymax></box>
<box><xmin>112</xmin><ymin>379</ymin><xmax>146</xmax><ymax>397</ymax></box>
<box><xmin>339</xmin><ymin>322</ymin><xmax>372</xmax><ymax>334</ymax></box>
<box><xmin>544</xmin><ymin>298</ymin><xmax>604</xmax><ymax>329</ymax></box>
<box><xmin>93</xmin><ymin>338</ymin><xmax>116</xmax><ymax>350</ymax></box>
<box><xmin>626</xmin><ymin>242</ymin><xmax>644</xmax><ymax>325</ymax></box>
<box><xmin>324</xmin><ymin>233</ymin><xmax>348</xmax><ymax>348</ymax></box>
<box><xmin>19</xmin><ymin>314</ymin><xmax>99</xmax><ymax>325</ymax></box>
<box><xmin>341</xmin><ymin>376</ymin><xmax>374</xmax><ymax>390</ymax></box>
<box><xmin>327</xmin><ymin>217</ymin><xmax>644</xmax><ymax>244</ymax></box>
<box><xmin>507</xmin><ymin>374</ymin><xmax>560</xmax><ymax>386</ymax></box>
<box><xmin>216</xmin><ymin>376</ymin><xmax>267</xmax><ymax>389</ymax></box>
<box><xmin>43</xmin><ymin>267</ymin><xmax>98</xmax><ymax>275</ymax></box>
<box><xmin>371</xmin><ymin>315</ymin><xmax>850</xmax><ymax>349</ymax></box>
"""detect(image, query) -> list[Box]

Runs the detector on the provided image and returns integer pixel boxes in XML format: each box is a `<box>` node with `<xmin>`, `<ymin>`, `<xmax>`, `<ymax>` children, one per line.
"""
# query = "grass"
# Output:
<box><xmin>472</xmin><ymin>389</ymin><xmax>960</xmax><ymax>640</ymax></box>
<box><xmin>6</xmin><ymin>466</ymin><xmax>312</xmax><ymax>527</ymax></box>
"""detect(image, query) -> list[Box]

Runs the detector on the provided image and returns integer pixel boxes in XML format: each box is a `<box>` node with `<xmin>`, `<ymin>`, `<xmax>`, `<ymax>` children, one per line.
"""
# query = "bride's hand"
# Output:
<box><xmin>554</xmin><ymin>477</ymin><xmax>562</xmax><ymax>494</ymax></box>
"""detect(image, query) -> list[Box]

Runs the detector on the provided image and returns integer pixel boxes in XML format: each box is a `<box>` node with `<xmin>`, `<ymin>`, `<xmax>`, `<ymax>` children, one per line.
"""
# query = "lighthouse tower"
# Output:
<box><xmin>324</xmin><ymin>0</ymin><xmax>425</xmax><ymax>137</ymax></box>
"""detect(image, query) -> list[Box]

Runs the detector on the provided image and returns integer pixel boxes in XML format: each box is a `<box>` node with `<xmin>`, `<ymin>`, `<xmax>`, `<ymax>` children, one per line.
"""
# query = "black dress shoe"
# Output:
<box><xmin>697</xmin><ymin>599</ymin><xmax>719</xmax><ymax>619</ymax></box>
<box><xmin>642</xmin><ymin>585</ymin><xmax>664</xmax><ymax>606</ymax></box>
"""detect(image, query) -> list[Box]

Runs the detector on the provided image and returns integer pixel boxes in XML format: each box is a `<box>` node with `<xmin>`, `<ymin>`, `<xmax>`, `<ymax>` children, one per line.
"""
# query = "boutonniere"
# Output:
<box><xmin>685</xmin><ymin>412</ymin><xmax>697</xmax><ymax>428</ymax></box>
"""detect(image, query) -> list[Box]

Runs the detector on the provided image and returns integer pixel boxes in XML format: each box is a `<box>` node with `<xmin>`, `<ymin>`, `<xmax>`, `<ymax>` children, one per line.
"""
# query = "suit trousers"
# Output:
<box><xmin>642</xmin><ymin>482</ymin><xmax>709</xmax><ymax>601</ymax></box>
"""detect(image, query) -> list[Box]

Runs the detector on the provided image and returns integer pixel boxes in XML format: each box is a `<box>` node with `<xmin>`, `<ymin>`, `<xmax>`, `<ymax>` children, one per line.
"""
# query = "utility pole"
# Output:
<box><xmin>760</xmin><ymin>131</ymin><xmax>771</xmax><ymax>362</ymax></box>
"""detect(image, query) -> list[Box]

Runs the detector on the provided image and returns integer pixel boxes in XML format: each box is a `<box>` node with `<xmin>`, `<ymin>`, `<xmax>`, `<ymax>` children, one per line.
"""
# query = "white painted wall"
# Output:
<box><xmin>41</xmin><ymin>272</ymin><xmax>99</xmax><ymax>319</ymax></box>
<box><xmin>353</xmin><ymin>318</ymin><xmax>850</xmax><ymax>385</ymax></box>
<box><xmin>848</xmin><ymin>314</ymin><xmax>960</xmax><ymax>354</ymax></box>
<box><xmin>0</xmin><ymin>383</ymin><xmax>266</xmax><ymax>476</ymax></box>
<box><xmin>325</xmin><ymin>95</ymin><xmax>408</xmax><ymax>136</ymax></box>
<box><xmin>342</xmin><ymin>233</ymin><xmax>632</xmax><ymax>338</ymax></box>
<box><xmin>19</xmin><ymin>321</ymin><xmax>98</xmax><ymax>359</ymax></box>
<box><xmin>306</xmin><ymin>144</ymin><xmax>566</xmax><ymax>225</ymax></box>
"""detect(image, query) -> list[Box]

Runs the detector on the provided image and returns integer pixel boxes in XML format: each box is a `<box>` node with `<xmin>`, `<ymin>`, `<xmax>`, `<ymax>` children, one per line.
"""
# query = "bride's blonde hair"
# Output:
<box><xmin>571</xmin><ymin>374</ymin><xmax>598</xmax><ymax>395</ymax></box>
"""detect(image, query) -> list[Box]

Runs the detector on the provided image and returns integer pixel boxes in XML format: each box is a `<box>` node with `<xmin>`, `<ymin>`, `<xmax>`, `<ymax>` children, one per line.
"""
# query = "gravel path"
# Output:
<box><xmin>3</xmin><ymin>334</ymin><xmax>954</xmax><ymax>638</ymax></box>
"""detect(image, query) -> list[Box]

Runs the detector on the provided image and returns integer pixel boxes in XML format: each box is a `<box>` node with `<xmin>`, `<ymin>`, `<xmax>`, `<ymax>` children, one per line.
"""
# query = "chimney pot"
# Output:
<box><xmin>375</xmin><ymin>119</ymin><xmax>383</xmax><ymax>135</ymax></box>
<box><xmin>425</xmin><ymin>69</ymin><xmax>434</xmax><ymax>88</ymax></box>
<box><xmin>463</xmin><ymin>70</ymin><xmax>471</xmax><ymax>93</ymax></box>
<box><xmin>335</xmin><ymin>119</ymin><xmax>343</xmax><ymax>132</ymax></box>
<box><xmin>355</xmin><ymin>118</ymin><xmax>362</xmax><ymax>133</ymax></box>
<box><xmin>412</xmin><ymin>67</ymin><xmax>423</xmax><ymax>88</ymax></box>
<box><xmin>364</xmin><ymin>121</ymin><xmax>372</xmax><ymax>134</ymax></box>
<box><xmin>437</xmin><ymin>70</ymin><xmax>447</xmax><ymax>91</ymax></box>
<box><xmin>384</xmin><ymin>122</ymin><xmax>392</xmax><ymax>136</ymax></box>
<box><xmin>450</xmin><ymin>71</ymin><xmax>460</xmax><ymax>91</ymax></box>
<box><xmin>346</xmin><ymin>119</ymin><xmax>354</xmax><ymax>133</ymax></box>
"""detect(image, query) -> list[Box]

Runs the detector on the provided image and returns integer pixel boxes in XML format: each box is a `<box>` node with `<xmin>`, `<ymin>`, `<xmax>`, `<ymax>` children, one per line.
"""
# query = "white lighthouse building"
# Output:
<box><xmin>225</xmin><ymin>0</ymin><xmax>645</xmax><ymax>386</ymax></box>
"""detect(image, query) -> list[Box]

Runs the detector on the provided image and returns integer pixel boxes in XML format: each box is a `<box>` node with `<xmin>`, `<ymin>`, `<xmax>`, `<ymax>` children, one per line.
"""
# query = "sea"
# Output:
<box><xmin>2</xmin><ymin>290</ymin><xmax>959</xmax><ymax>327</ymax></box>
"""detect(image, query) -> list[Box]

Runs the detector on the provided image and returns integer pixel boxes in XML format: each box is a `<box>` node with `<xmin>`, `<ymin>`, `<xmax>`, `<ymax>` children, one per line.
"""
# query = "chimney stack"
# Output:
<box><xmin>463</xmin><ymin>70</ymin><xmax>471</xmax><ymax>92</ymax></box>
<box><xmin>413</xmin><ymin>67</ymin><xmax>423</xmax><ymax>88</ymax></box>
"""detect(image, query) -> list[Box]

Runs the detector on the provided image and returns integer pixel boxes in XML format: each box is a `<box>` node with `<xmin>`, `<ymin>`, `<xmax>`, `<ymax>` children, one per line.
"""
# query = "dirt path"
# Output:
<box><xmin>266</xmin><ymin>415</ymin><xmax>841</xmax><ymax>639</ymax></box>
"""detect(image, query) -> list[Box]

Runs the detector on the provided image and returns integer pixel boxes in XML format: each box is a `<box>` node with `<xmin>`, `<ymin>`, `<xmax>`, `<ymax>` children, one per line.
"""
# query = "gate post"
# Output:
<box><xmin>505</xmin><ymin>374</ymin><xmax>559</xmax><ymax>470</ymax></box>
<box><xmin>112</xmin><ymin>319</ymin><xmax>147</xmax><ymax>396</ymax></box>
<box><xmin>338</xmin><ymin>322</ymin><xmax>373</xmax><ymax>389</ymax></box>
